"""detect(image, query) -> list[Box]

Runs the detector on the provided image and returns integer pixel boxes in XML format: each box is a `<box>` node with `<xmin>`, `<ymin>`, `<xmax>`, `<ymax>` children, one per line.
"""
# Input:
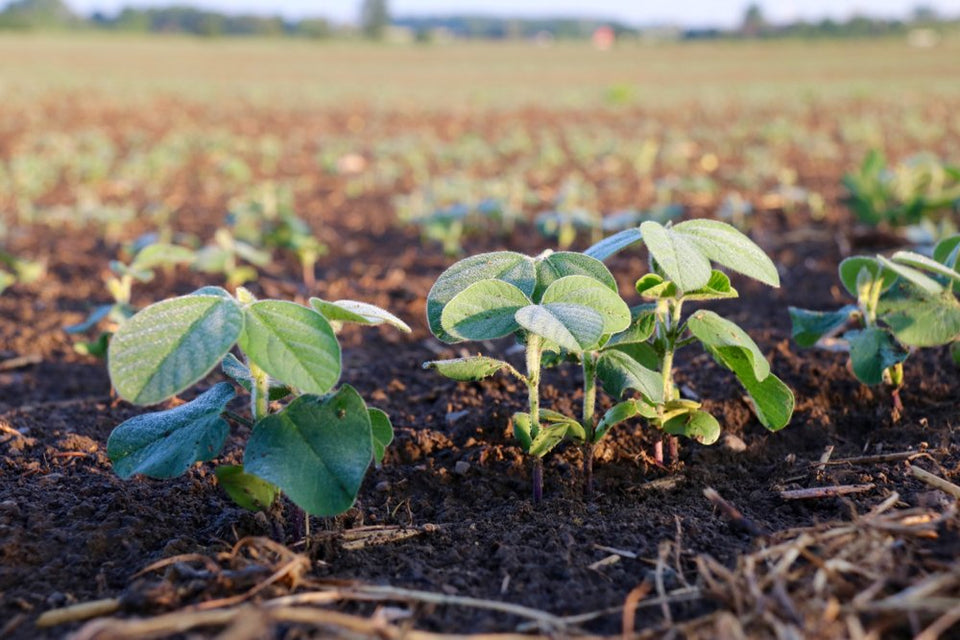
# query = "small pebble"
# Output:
<box><xmin>454</xmin><ymin>461</ymin><xmax>470</xmax><ymax>475</ymax></box>
<box><xmin>722</xmin><ymin>433</ymin><xmax>747</xmax><ymax>452</ymax></box>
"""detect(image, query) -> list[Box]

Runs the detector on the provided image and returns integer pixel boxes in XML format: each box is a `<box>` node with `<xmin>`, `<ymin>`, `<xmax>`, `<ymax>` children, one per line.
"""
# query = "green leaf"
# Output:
<box><xmin>687</xmin><ymin>310</ymin><xmax>770</xmax><ymax>380</ymax></box>
<box><xmin>515</xmin><ymin>303</ymin><xmax>604</xmax><ymax>353</ymax></box>
<box><xmin>891</xmin><ymin>250</ymin><xmax>960</xmax><ymax>284</ymax></box>
<box><xmin>539</xmin><ymin>409</ymin><xmax>587</xmax><ymax>441</ymax></box>
<box><xmin>238</xmin><ymin>301</ymin><xmax>341</xmax><ymax>395</ymax></box>
<box><xmin>606</xmin><ymin>341</ymin><xmax>660</xmax><ymax>371</ymax></box>
<box><xmin>838</xmin><ymin>257</ymin><xmax>897</xmax><ymax>299</ymax></box>
<box><xmin>673</xmin><ymin>219</ymin><xmax>780</xmax><ymax>288</ymax></box>
<box><xmin>688</xmin><ymin>311</ymin><xmax>794</xmax><ymax>430</ymax></box>
<box><xmin>426</xmin><ymin>252</ymin><xmax>536</xmax><ymax>342</ymax></box>
<box><xmin>513</xmin><ymin>411</ymin><xmax>580</xmax><ymax>458</ymax></box>
<box><xmin>604</xmin><ymin>309</ymin><xmax>656</xmax><ymax>348</ymax></box>
<box><xmin>107</xmin><ymin>382</ymin><xmax>234</xmax><ymax>479</ymax></box>
<box><xmin>878</xmin><ymin>293</ymin><xmax>960</xmax><ymax>347</ymax></box>
<box><xmin>877</xmin><ymin>255</ymin><xmax>944</xmax><ymax>295</ymax></box>
<box><xmin>423</xmin><ymin>356</ymin><xmax>517</xmax><ymax>381</ymax></box>
<box><xmin>662</xmin><ymin>410</ymin><xmax>721</xmax><ymax>445</ymax></box>
<box><xmin>440</xmin><ymin>279</ymin><xmax>531</xmax><ymax>342</ymax></box>
<box><xmin>788</xmin><ymin>305</ymin><xmax>858</xmax><ymax>348</ymax></box>
<box><xmin>634</xmin><ymin>273</ymin><xmax>677</xmax><ymax>299</ymax></box>
<box><xmin>534</xmin><ymin>251</ymin><xmax>618</xmax><ymax>299</ymax></box>
<box><xmin>682</xmin><ymin>270</ymin><xmax>739</xmax><ymax>301</ymax></box>
<box><xmin>640</xmin><ymin>221</ymin><xmax>712</xmax><ymax>293</ymax></box>
<box><xmin>512</xmin><ymin>412</ymin><xmax>534</xmax><ymax>451</ymax></box>
<box><xmin>221</xmin><ymin>353</ymin><xmax>292</xmax><ymax>401</ymax></box>
<box><xmin>540</xmin><ymin>275</ymin><xmax>630</xmax><ymax>336</ymax></box>
<box><xmin>369</xmin><ymin>408</ymin><xmax>393</xmax><ymax>465</ymax></box>
<box><xmin>951</xmin><ymin>341</ymin><xmax>960</xmax><ymax>367</ymax></box>
<box><xmin>215</xmin><ymin>465</ymin><xmax>280</xmax><ymax>511</ymax></box>
<box><xmin>584</xmin><ymin>227</ymin><xmax>643</xmax><ymax>261</ymax></box>
<box><xmin>309</xmin><ymin>298</ymin><xmax>411</xmax><ymax>333</ymax></box>
<box><xmin>65</xmin><ymin>303</ymin><xmax>116</xmax><ymax>334</ymax></box>
<box><xmin>109</xmin><ymin>293</ymin><xmax>244</xmax><ymax>405</ymax></box>
<box><xmin>595</xmin><ymin>399</ymin><xmax>657</xmax><ymax>442</ymax></box>
<box><xmin>847</xmin><ymin>327</ymin><xmax>909</xmax><ymax>385</ymax></box>
<box><xmin>596</xmin><ymin>349</ymin><xmax>663</xmax><ymax>402</ymax></box>
<box><xmin>933</xmin><ymin>236</ymin><xmax>960</xmax><ymax>270</ymax></box>
<box><xmin>244</xmin><ymin>386</ymin><xmax>374</xmax><ymax>517</ymax></box>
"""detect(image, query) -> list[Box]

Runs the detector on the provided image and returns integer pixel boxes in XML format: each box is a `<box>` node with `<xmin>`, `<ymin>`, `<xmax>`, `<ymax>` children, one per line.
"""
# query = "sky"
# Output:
<box><xmin>63</xmin><ymin>0</ymin><xmax>960</xmax><ymax>28</ymax></box>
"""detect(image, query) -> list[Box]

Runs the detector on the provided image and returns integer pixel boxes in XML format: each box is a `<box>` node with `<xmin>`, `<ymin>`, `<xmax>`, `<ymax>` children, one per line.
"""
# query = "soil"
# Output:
<box><xmin>1</xmin><ymin>104</ymin><xmax>959</xmax><ymax>639</ymax></box>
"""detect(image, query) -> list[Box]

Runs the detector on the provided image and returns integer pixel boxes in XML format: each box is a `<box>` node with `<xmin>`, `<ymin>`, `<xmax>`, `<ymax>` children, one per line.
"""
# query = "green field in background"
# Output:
<box><xmin>0</xmin><ymin>33</ymin><xmax>958</xmax><ymax>110</ymax></box>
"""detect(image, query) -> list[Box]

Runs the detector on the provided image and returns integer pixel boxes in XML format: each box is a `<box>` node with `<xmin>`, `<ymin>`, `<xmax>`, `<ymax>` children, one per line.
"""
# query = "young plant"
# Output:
<box><xmin>0</xmin><ymin>248</ymin><xmax>44</xmax><ymax>295</ymax></box>
<box><xmin>106</xmin><ymin>286</ymin><xmax>409</xmax><ymax>520</ymax></box>
<box><xmin>843</xmin><ymin>150</ymin><xmax>960</xmax><ymax>239</ymax></box>
<box><xmin>424</xmin><ymin>250</ymin><xmax>634</xmax><ymax>502</ymax></box>
<box><xmin>194</xmin><ymin>227</ymin><xmax>272</xmax><ymax>288</ymax></box>
<box><xmin>586</xmin><ymin>219</ymin><xmax>795</xmax><ymax>461</ymax></box>
<box><xmin>65</xmin><ymin>241</ymin><xmax>195</xmax><ymax>357</ymax></box>
<box><xmin>790</xmin><ymin>235</ymin><xmax>960</xmax><ymax>416</ymax></box>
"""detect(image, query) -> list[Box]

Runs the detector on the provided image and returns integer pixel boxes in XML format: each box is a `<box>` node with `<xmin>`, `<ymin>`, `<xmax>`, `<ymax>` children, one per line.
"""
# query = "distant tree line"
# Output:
<box><xmin>0</xmin><ymin>0</ymin><xmax>956</xmax><ymax>41</ymax></box>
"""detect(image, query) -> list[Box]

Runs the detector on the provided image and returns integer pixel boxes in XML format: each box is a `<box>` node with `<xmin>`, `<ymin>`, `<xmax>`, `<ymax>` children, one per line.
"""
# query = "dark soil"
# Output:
<box><xmin>1</xmin><ymin>105</ymin><xmax>959</xmax><ymax>639</ymax></box>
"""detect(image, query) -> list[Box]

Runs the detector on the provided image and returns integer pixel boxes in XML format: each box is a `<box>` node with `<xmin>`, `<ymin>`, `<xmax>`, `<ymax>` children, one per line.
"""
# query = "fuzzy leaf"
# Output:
<box><xmin>109</xmin><ymin>292</ymin><xmax>244</xmax><ymax>405</ymax></box>
<box><xmin>540</xmin><ymin>275</ymin><xmax>630</xmax><ymax>336</ymax></box>
<box><xmin>933</xmin><ymin>236</ymin><xmax>960</xmax><ymax>270</ymax></box>
<box><xmin>584</xmin><ymin>227</ymin><xmax>643</xmax><ymax>261</ymax></box>
<box><xmin>604</xmin><ymin>309</ymin><xmax>657</xmax><ymax>348</ymax></box>
<box><xmin>878</xmin><ymin>293</ymin><xmax>960</xmax><ymax>347</ymax></box>
<box><xmin>238</xmin><ymin>301</ymin><xmax>341</xmax><ymax>395</ymax></box>
<box><xmin>369</xmin><ymin>408</ymin><xmax>393</xmax><ymax>465</ymax></box>
<box><xmin>688</xmin><ymin>311</ymin><xmax>793</xmax><ymax>430</ymax></box>
<box><xmin>673</xmin><ymin>219</ymin><xmax>780</xmax><ymax>287</ymax></box>
<box><xmin>244</xmin><ymin>386</ymin><xmax>374</xmax><ymax>517</ymax></box>
<box><xmin>107</xmin><ymin>382</ymin><xmax>234</xmax><ymax>479</ymax></box>
<box><xmin>426</xmin><ymin>252</ymin><xmax>536</xmax><ymax>342</ymax></box>
<box><xmin>215</xmin><ymin>465</ymin><xmax>280</xmax><ymax>511</ymax></box>
<box><xmin>596</xmin><ymin>349</ymin><xmax>663</xmax><ymax>402</ymax></box>
<box><xmin>877</xmin><ymin>255</ymin><xmax>944</xmax><ymax>295</ymax></box>
<box><xmin>788</xmin><ymin>305</ymin><xmax>858</xmax><ymax>348</ymax></box>
<box><xmin>662</xmin><ymin>410</ymin><xmax>721</xmax><ymax>445</ymax></box>
<box><xmin>682</xmin><ymin>270</ymin><xmax>739</xmax><ymax>301</ymax></box>
<box><xmin>515</xmin><ymin>303</ymin><xmax>604</xmax><ymax>353</ymax></box>
<box><xmin>423</xmin><ymin>356</ymin><xmax>516</xmax><ymax>381</ymax></box>
<box><xmin>687</xmin><ymin>310</ymin><xmax>770</xmax><ymax>380</ymax></box>
<box><xmin>440</xmin><ymin>279</ymin><xmax>531</xmax><ymax>342</ymax></box>
<box><xmin>891</xmin><ymin>250</ymin><xmax>960</xmax><ymax>284</ymax></box>
<box><xmin>838</xmin><ymin>257</ymin><xmax>897</xmax><ymax>299</ymax></box>
<box><xmin>595</xmin><ymin>399</ymin><xmax>657</xmax><ymax>442</ymax></box>
<box><xmin>847</xmin><ymin>327</ymin><xmax>909</xmax><ymax>385</ymax></box>
<box><xmin>309</xmin><ymin>298</ymin><xmax>411</xmax><ymax>333</ymax></box>
<box><xmin>534</xmin><ymin>251</ymin><xmax>618</xmax><ymax>299</ymax></box>
<box><xmin>641</xmin><ymin>221</ymin><xmax>712</xmax><ymax>292</ymax></box>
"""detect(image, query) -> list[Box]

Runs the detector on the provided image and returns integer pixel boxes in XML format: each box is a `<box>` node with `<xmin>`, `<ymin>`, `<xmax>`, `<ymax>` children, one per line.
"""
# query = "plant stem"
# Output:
<box><xmin>581</xmin><ymin>353</ymin><xmax>598</xmax><ymax>497</ymax></box>
<box><xmin>526</xmin><ymin>334</ymin><xmax>543</xmax><ymax>504</ymax></box>
<box><xmin>248</xmin><ymin>358</ymin><xmax>270</xmax><ymax>423</ymax></box>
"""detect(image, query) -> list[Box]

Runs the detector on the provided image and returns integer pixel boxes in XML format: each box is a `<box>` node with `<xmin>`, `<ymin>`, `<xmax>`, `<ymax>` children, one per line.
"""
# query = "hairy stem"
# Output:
<box><xmin>526</xmin><ymin>334</ymin><xmax>543</xmax><ymax>504</ymax></box>
<box><xmin>248</xmin><ymin>358</ymin><xmax>270</xmax><ymax>423</ymax></box>
<box><xmin>581</xmin><ymin>353</ymin><xmax>598</xmax><ymax>497</ymax></box>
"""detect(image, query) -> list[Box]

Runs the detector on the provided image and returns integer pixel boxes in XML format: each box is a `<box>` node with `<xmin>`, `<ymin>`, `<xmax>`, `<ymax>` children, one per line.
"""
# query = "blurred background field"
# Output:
<box><xmin>1</xmin><ymin>33</ymin><xmax>959</xmax><ymax>108</ymax></box>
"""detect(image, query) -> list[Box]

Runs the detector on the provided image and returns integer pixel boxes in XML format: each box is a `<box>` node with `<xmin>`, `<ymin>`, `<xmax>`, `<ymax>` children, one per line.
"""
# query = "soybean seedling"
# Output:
<box><xmin>0</xmin><ymin>248</ymin><xmax>44</xmax><ymax>295</ymax></box>
<box><xmin>586</xmin><ymin>219</ymin><xmax>795</xmax><ymax>462</ymax></box>
<box><xmin>106</xmin><ymin>285</ymin><xmax>410</xmax><ymax>524</ymax></box>
<box><xmin>424</xmin><ymin>250</ymin><xmax>634</xmax><ymax>503</ymax></box>
<box><xmin>65</xmin><ymin>240</ymin><xmax>195</xmax><ymax>357</ymax></box>
<box><xmin>790</xmin><ymin>235</ymin><xmax>960</xmax><ymax>417</ymax></box>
